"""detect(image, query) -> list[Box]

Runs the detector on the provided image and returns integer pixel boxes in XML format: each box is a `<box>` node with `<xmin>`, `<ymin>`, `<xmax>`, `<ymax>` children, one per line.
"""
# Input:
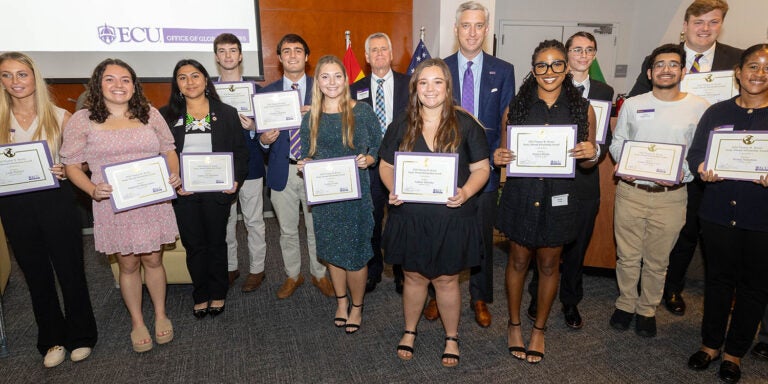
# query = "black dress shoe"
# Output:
<box><xmin>751</xmin><ymin>342</ymin><xmax>768</xmax><ymax>361</ymax></box>
<box><xmin>663</xmin><ymin>292</ymin><xmax>686</xmax><ymax>316</ymax></box>
<box><xmin>527</xmin><ymin>300</ymin><xmax>537</xmax><ymax>322</ymax></box>
<box><xmin>562</xmin><ymin>304</ymin><xmax>583</xmax><ymax>329</ymax></box>
<box><xmin>208</xmin><ymin>305</ymin><xmax>225</xmax><ymax>317</ymax></box>
<box><xmin>193</xmin><ymin>307</ymin><xmax>208</xmax><ymax>319</ymax></box>
<box><xmin>718</xmin><ymin>360</ymin><xmax>741</xmax><ymax>383</ymax></box>
<box><xmin>394</xmin><ymin>279</ymin><xmax>404</xmax><ymax>295</ymax></box>
<box><xmin>688</xmin><ymin>350</ymin><xmax>720</xmax><ymax>370</ymax></box>
<box><xmin>609</xmin><ymin>308</ymin><xmax>633</xmax><ymax>331</ymax></box>
<box><xmin>365</xmin><ymin>276</ymin><xmax>381</xmax><ymax>293</ymax></box>
<box><xmin>635</xmin><ymin>314</ymin><xmax>656</xmax><ymax>337</ymax></box>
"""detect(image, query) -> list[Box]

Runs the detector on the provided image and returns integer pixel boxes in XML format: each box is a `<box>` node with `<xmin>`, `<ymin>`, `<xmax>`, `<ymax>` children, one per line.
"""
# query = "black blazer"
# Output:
<box><xmin>572</xmin><ymin>79</ymin><xmax>615</xmax><ymax>200</ymax></box>
<box><xmin>350</xmin><ymin>70</ymin><xmax>410</xmax><ymax>119</ymax></box>
<box><xmin>160</xmin><ymin>98</ymin><xmax>249</xmax><ymax>204</ymax></box>
<box><xmin>628</xmin><ymin>42</ymin><xmax>742</xmax><ymax>97</ymax></box>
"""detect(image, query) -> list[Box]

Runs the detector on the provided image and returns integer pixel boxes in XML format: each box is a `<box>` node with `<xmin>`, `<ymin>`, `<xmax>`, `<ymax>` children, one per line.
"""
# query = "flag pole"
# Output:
<box><xmin>345</xmin><ymin>30</ymin><xmax>351</xmax><ymax>49</ymax></box>
<box><xmin>419</xmin><ymin>26</ymin><xmax>425</xmax><ymax>42</ymax></box>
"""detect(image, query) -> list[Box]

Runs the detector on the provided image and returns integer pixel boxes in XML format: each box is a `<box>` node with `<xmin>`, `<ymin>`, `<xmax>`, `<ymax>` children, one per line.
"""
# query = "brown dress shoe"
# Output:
<box><xmin>423</xmin><ymin>298</ymin><xmax>440</xmax><ymax>321</ymax></box>
<box><xmin>277</xmin><ymin>275</ymin><xmax>304</xmax><ymax>299</ymax></box>
<box><xmin>311</xmin><ymin>276</ymin><xmax>335</xmax><ymax>297</ymax></box>
<box><xmin>241</xmin><ymin>272</ymin><xmax>265</xmax><ymax>292</ymax></box>
<box><xmin>473</xmin><ymin>300</ymin><xmax>492</xmax><ymax>328</ymax></box>
<box><xmin>228</xmin><ymin>270</ymin><xmax>241</xmax><ymax>286</ymax></box>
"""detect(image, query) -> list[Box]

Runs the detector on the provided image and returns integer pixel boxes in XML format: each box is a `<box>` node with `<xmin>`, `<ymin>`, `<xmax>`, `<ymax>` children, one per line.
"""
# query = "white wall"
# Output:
<box><xmin>412</xmin><ymin>0</ymin><xmax>496</xmax><ymax>58</ymax></box>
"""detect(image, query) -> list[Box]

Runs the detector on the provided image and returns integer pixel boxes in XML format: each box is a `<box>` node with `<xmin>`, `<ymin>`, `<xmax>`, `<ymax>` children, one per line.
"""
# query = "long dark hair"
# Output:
<box><xmin>508</xmin><ymin>40</ymin><xmax>588</xmax><ymax>142</ymax></box>
<box><xmin>85</xmin><ymin>58</ymin><xmax>150</xmax><ymax>124</ymax></box>
<box><xmin>166</xmin><ymin>59</ymin><xmax>221</xmax><ymax>119</ymax></box>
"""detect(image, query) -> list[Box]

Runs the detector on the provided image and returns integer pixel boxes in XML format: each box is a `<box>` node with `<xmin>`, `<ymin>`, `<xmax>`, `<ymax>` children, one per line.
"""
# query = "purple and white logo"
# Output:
<box><xmin>97</xmin><ymin>23</ymin><xmax>162</xmax><ymax>44</ymax></box>
<box><xmin>98</xmin><ymin>24</ymin><xmax>117</xmax><ymax>44</ymax></box>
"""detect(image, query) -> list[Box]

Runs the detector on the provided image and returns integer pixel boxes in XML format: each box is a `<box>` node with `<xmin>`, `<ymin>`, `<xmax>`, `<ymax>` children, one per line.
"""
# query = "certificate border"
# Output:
<box><xmin>615</xmin><ymin>140</ymin><xmax>685</xmax><ymax>184</ymax></box>
<box><xmin>252</xmin><ymin>89</ymin><xmax>302</xmax><ymax>132</ymax></box>
<box><xmin>180</xmin><ymin>152</ymin><xmax>235</xmax><ymax>193</ymax></box>
<box><xmin>213</xmin><ymin>81</ymin><xmax>256</xmax><ymax>118</ymax></box>
<box><xmin>0</xmin><ymin>140</ymin><xmax>60</xmax><ymax>197</ymax></box>
<box><xmin>704</xmin><ymin>130</ymin><xmax>768</xmax><ymax>181</ymax></box>
<box><xmin>393</xmin><ymin>152</ymin><xmax>459</xmax><ymax>204</ymax></box>
<box><xmin>303</xmin><ymin>155</ymin><xmax>361</xmax><ymax>205</ymax></box>
<box><xmin>589</xmin><ymin>99</ymin><xmax>612</xmax><ymax>145</ymax></box>
<box><xmin>101</xmin><ymin>155</ymin><xmax>176</xmax><ymax>213</ymax></box>
<box><xmin>679</xmin><ymin>70</ymin><xmax>738</xmax><ymax>105</ymax></box>
<box><xmin>506</xmin><ymin>125</ymin><xmax>577</xmax><ymax>178</ymax></box>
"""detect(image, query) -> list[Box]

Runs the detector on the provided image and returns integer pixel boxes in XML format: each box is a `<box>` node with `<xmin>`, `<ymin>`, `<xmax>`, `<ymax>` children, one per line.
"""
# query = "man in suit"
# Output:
<box><xmin>350</xmin><ymin>32</ymin><xmax>410</xmax><ymax>294</ymax></box>
<box><xmin>627</xmin><ymin>0</ymin><xmax>741</xmax><ymax>316</ymax></box>
<box><xmin>527</xmin><ymin>32</ymin><xmax>614</xmax><ymax>330</ymax></box>
<box><xmin>425</xmin><ymin>1</ymin><xmax>514</xmax><ymax>328</ymax></box>
<box><xmin>259</xmin><ymin>34</ymin><xmax>334</xmax><ymax>299</ymax></box>
<box><xmin>213</xmin><ymin>33</ymin><xmax>268</xmax><ymax>293</ymax></box>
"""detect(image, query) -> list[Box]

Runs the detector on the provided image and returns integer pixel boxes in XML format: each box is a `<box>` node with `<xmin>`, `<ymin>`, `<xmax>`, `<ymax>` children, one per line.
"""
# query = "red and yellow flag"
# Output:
<box><xmin>343</xmin><ymin>45</ymin><xmax>365</xmax><ymax>85</ymax></box>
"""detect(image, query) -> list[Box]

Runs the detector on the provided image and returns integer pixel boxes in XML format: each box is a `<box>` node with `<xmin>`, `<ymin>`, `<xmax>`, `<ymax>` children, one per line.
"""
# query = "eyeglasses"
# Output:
<box><xmin>568</xmin><ymin>47</ymin><xmax>596</xmax><ymax>56</ymax></box>
<box><xmin>652</xmin><ymin>61</ymin><xmax>682</xmax><ymax>70</ymax></box>
<box><xmin>533</xmin><ymin>60</ymin><xmax>567</xmax><ymax>75</ymax></box>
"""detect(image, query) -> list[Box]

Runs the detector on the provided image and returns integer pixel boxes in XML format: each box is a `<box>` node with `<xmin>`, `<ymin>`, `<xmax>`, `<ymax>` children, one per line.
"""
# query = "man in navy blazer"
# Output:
<box><xmin>259</xmin><ymin>34</ymin><xmax>334</xmax><ymax>299</ymax></box>
<box><xmin>350</xmin><ymin>32</ymin><xmax>410</xmax><ymax>294</ymax></box>
<box><xmin>427</xmin><ymin>1</ymin><xmax>514</xmax><ymax>328</ymax></box>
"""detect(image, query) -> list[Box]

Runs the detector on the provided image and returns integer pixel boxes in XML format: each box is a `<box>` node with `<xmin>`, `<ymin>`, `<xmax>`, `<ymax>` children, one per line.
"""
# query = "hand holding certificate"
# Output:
<box><xmin>214</xmin><ymin>81</ymin><xmax>256</xmax><ymax>117</ymax></box>
<box><xmin>252</xmin><ymin>90</ymin><xmax>302</xmax><ymax>132</ymax></box>
<box><xmin>101</xmin><ymin>155</ymin><xmax>176</xmax><ymax>213</ymax></box>
<box><xmin>615</xmin><ymin>140</ymin><xmax>685</xmax><ymax>184</ymax></box>
<box><xmin>393</xmin><ymin>152</ymin><xmax>458</xmax><ymax>204</ymax></box>
<box><xmin>703</xmin><ymin>131</ymin><xmax>768</xmax><ymax>181</ymax></box>
<box><xmin>180</xmin><ymin>153</ymin><xmax>234</xmax><ymax>192</ymax></box>
<box><xmin>0</xmin><ymin>141</ymin><xmax>59</xmax><ymax>197</ymax></box>
<box><xmin>302</xmin><ymin>156</ymin><xmax>361</xmax><ymax>205</ymax></box>
<box><xmin>506</xmin><ymin>125</ymin><xmax>577</xmax><ymax>178</ymax></box>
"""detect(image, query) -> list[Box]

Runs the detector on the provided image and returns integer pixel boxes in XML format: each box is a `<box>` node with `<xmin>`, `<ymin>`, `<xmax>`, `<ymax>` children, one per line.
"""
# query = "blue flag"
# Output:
<box><xmin>407</xmin><ymin>39</ymin><xmax>432</xmax><ymax>75</ymax></box>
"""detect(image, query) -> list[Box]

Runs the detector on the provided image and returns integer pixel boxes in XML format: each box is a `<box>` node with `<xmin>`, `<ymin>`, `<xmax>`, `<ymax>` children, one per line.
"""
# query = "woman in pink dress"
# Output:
<box><xmin>61</xmin><ymin>59</ymin><xmax>181</xmax><ymax>353</ymax></box>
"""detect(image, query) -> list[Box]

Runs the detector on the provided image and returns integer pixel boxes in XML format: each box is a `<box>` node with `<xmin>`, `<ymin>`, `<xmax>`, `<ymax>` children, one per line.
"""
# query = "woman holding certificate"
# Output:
<box><xmin>61</xmin><ymin>59</ymin><xmax>180</xmax><ymax>353</ymax></box>
<box><xmin>296</xmin><ymin>55</ymin><xmax>381</xmax><ymax>334</ymax></box>
<box><xmin>494</xmin><ymin>40</ymin><xmax>597</xmax><ymax>364</ymax></box>
<box><xmin>160</xmin><ymin>59</ymin><xmax>248</xmax><ymax>320</ymax></box>
<box><xmin>686</xmin><ymin>44</ymin><xmax>768</xmax><ymax>384</ymax></box>
<box><xmin>378</xmin><ymin>58</ymin><xmax>490</xmax><ymax>367</ymax></box>
<box><xmin>0</xmin><ymin>52</ymin><xmax>97</xmax><ymax>367</ymax></box>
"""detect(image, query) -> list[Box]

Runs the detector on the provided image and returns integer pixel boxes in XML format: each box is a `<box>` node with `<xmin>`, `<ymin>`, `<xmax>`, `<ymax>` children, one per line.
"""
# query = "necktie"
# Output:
<box><xmin>289</xmin><ymin>83</ymin><xmax>301</xmax><ymax>159</ymax></box>
<box><xmin>691</xmin><ymin>54</ymin><xmax>703</xmax><ymax>73</ymax></box>
<box><xmin>461</xmin><ymin>61</ymin><xmax>474</xmax><ymax>114</ymax></box>
<box><xmin>576</xmin><ymin>84</ymin><xmax>586</xmax><ymax>96</ymax></box>
<box><xmin>375</xmin><ymin>79</ymin><xmax>387</xmax><ymax>134</ymax></box>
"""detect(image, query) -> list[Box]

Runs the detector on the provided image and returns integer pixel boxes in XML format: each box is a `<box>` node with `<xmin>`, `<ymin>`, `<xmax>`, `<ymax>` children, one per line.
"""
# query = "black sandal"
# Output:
<box><xmin>396</xmin><ymin>330</ymin><xmax>418</xmax><ymax>360</ymax></box>
<box><xmin>442</xmin><ymin>336</ymin><xmax>460</xmax><ymax>367</ymax></box>
<box><xmin>507</xmin><ymin>320</ymin><xmax>526</xmax><ymax>360</ymax></box>
<box><xmin>345</xmin><ymin>302</ymin><xmax>363</xmax><ymax>334</ymax></box>
<box><xmin>334</xmin><ymin>295</ymin><xmax>348</xmax><ymax>327</ymax></box>
<box><xmin>527</xmin><ymin>324</ymin><xmax>547</xmax><ymax>364</ymax></box>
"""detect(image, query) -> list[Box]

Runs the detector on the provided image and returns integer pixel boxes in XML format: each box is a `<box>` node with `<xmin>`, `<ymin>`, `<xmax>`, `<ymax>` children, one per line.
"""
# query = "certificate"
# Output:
<box><xmin>394</xmin><ymin>152</ymin><xmax>458</xmax><ymax>204</ymax></box>
<box><xmin>0</xmin><ymin>141</ymin><xmax>59</xmax><ymax>197</ymax></box>
<box><xmin>180</xmin><ymin>153</ymin><xmax>234</xmax><ymax>192</ymax></box>
<box><xmin>680</xmin><ymin>70</ymin><xmax>738</xmax><ymax>105</ymax></box>
<box><xmin>506</xmin><ymin>125</ymin><xmax>576</xmax><ymax>178</ymax></box>
<box><xmin>102</xmin><ymin>155</ymin><xmax>176</xmax><ymax>213</ymax></box>
<box><xmin>615</xmin><ymin>140</ymin><xmax>685</xmax><ymax>184</ymax></box>
<box><xmin>303</xmin><ymin>156</ymin><xmax>361</xmax><ymax>205</ymax></box>
<box><xmin>589</xmin><ymin>99</ymin><xmax>612</xmax><ymax>144</ymax></box>
<box><xmin>214</xmin><ymin>81</ymin><xmax>256</xmax><ymax>117</ymax></box>
<box><xmin>704</xmin><ymin>131</ymin><xmax>768</xmax><ymax>181</ymax></box>
<box><xmin>252</xmin><ymin>90</ymin><xmax>302</xmax><ymax>132</ymax></box>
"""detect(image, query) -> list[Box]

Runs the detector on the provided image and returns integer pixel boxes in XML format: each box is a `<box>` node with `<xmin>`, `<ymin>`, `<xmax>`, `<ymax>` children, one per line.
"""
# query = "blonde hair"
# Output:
<box><xmin>307</xmin><ymin>55</ymin><xmax>355</xmax><ymax>157</ymax></box>
<box><xmin>0</xmin><ymin>52</ymin><xmax>61</xmax><ymax>155</ymax></box>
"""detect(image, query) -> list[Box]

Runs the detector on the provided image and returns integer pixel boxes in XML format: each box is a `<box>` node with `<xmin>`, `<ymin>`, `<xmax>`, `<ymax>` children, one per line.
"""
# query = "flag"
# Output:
<box><xmin>589</xmin><ymin>58</ymin><xmax>606</xmax><ymax>83</ymax></box>
<box><xmin>343</xmin><ymin>45</ymin><xmax>365</xmax><ymax>85</ymax></box>
<box><xmin>407</xmin><ymin>39</ymin><xmax>432</xmax><ymax>75</ymax></box>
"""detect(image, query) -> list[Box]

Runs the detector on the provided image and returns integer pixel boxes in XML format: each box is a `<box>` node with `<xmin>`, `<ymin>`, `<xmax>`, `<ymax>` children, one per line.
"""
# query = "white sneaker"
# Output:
<box><xmin>43</xmin><ymin>346</ymin><xmax>66</xmax><ymax>368</ymax></box>
<box><xmin>70</xmin><ymin>347</ymin><xmax>92</xmax><ymax>362</ymax></box>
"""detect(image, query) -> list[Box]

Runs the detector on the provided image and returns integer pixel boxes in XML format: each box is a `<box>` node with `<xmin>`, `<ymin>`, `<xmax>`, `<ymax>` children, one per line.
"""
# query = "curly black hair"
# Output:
<box><xmin>84</xmin><ymin>58</ymin><xmax>150</xmax><ymax>124</ymax></box>
<box><xmin>507</xmin><ymin>40</ymin><xmax>589</xmax><ymax>142</ymax></box>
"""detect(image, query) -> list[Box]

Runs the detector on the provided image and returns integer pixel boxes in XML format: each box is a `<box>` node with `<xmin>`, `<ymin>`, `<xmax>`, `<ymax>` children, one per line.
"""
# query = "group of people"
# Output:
<box><xmin>1</xmin><ymin>0</ymin><xmax>766</xmax><ymax>382</ymax></box>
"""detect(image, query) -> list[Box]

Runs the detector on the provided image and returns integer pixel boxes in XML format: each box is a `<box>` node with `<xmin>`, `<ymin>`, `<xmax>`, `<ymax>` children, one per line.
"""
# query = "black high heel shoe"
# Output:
<box><xmin>527</xmin><ymin>324</ymin><xmax>547</xmax><ymax>364</ymax></box>
<box><xmin>334</xmin><ymin>295</ymin><xmax>348</xmax><ymax>328</ymax></box>
<box><xmin>193</xmin><ymin>305</ymin><xmax>208</xmax><ymax>319</ymax></box>
<box><xmin>208</xmin><ymin>304</ymin><xmax>225</xmax><ymax>317</ymax></box>
<box><xmin>345</xmin><ymin>302</ymin><xmax>363</xmax><ymax>334</ymax></box>
<box><xmin>507</xmin><ymin>320</ymin><xmax>526</xmax><ymax>360</ymax></box>
<box><xmin>442</xmin><ymin>335</ymin><xmax>460</xmax><ymax>368</ymax></box>
<box><xmin>396</xmin><ymin>330</ymin><xmax>418</xmax><ymax>360</ymax></box>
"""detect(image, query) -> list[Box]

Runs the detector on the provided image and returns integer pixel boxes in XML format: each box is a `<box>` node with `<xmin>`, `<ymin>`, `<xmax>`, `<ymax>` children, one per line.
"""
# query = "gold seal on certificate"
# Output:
<box><xmin>680</xmin><ymin>70</ymin><xmax>738</xmax><ymax>105</ymax></box>
<box><xmin>252</xmin><ymin>90</ymin><xmax>302</xmax><ymax>132</ymax></box>
<box><xmin>589</xmin><ymin>99</ymin><xmax>612</xmax><ymax>144</ymax></box>
<box><xmin>180</xmin><ymin>153</ymin><xmax>234</xmax><ymax>192</ymax></box>
<box><xmin>303</xmin><ymin>156</ymin><xmax>361</xmax><ymax>205</ymax></box>
<box><xmin>101</xmin><ymin>155</ymin><xmax>176</xmax><ymax>213</ymax></box>
<box><xmin>615</xmin><ymin>140</ymin><xmax>685</xmax><ymax>184</ymax></box>
<box><xmin>214</xmin><ymin>81</ymin><xmax>256</xmax><ymax>117</ymax></box>
<box><xmin>393</xmin><ymin>152</ymin><xmax>458</xmax><ymax>204</ymax></box>
<box><xmin>506</xmin><ymin>125</ymin><xmax>577</xmax><ymax>178</ymax></box>
<box><xmin>0</xmin><ymin>140</ymin><xmax>59</xmax><ymax>197</ymax></box>
<box><xmin>704</xmin><ymin>131</ymin><xmax>768</xmax><ymax>181</ymax></box>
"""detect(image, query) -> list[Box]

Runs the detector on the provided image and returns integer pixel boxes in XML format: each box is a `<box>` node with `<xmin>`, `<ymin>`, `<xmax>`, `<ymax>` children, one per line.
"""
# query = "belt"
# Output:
<box><xmin>288</xmin><ymin>158</ymin><xmax>299</xmax><ymax>165</ymax></box>
<box><xmin>621</xmin><ymin>179</ymin><xmax>685</xmax><ymax>193</ymax></box>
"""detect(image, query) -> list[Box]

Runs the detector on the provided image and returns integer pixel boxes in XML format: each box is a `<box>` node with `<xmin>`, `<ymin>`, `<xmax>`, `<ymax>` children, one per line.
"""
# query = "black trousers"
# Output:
<box><xmin>664</xmin><ymin>179</ymin><xmax>704</xmax><ymax>294</ymax></box>
<box><xmin>0</xmin><ymin>181</ymin><xmax>97</xmax><ymax>355</ymax></box>
<box><xmin>700</xmin><ymin>220</ymin><xmax>768</xmax><ymax>357</ymax></box>
<box><xmin>366</xmin><ymin>167</ymin><xmax>403</xmax><ymax>283</ymax></box>
<box><xmin>174</xmin><ymin>193</ymin><xmax>231</xmax><ymax>304</ymax></box>
<box><xmin>469</xmin><ymin>190</ymin><xmax>497</xmax><ymax>303</ymax></box>
<box><xmin>529</xmin><ymin>197</ymin><xmax>599</xmax><ymax>306</ymax></box>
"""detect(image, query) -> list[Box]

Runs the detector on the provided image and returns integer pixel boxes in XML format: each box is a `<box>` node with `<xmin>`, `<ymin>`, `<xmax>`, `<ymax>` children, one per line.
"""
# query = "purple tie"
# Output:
<box><xmin>461</xmin><ymin>61</ymin><xmax>474</xmax><ymax>114</ymax></box>
<box><xmin>289</xmin><ymin>83</ymin><xmax>301</xmax><ymax>158</ymax></box>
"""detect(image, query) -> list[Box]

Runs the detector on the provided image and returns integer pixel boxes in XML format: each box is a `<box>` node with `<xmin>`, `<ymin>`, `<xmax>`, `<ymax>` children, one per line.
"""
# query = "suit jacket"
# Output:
<box><xmin>350</xmin><ymin>70</ymin><xmax>410</xmax><ymax>121</ymax></box>
<box><xmin>627</xmin><ymin>42</ymin><xmax>742</xmax><ymax>97</ymax></box>
<box><xmin>572</xmin><ymin>79</ymin><xmax>616</xmax><ymax>200</ymax></box>
<box><xmin>258</xmin><ymin>76</ymin><xmax>314</xmax><ymax>191</ymax></box>
<box><xmin>159</xmin><ymin>98</ymin><xmax>250</xmax><ymax>204</ymax></box>
<box><xmin>444</xmin><ymin>52</ymin><xmax>515</xmax><ymax>192</ymax></box>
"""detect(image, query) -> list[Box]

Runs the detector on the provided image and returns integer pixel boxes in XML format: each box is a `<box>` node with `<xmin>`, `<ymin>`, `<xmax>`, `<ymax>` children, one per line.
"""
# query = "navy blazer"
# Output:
<box><xmin>350</xmin><ymin>70</ymin><xmax>410</xmax><ymax>122</ymax></box>
<box><xmin>628</xmin><ymin>42</ymin><xmax>742</xmax><ymax>97</ymax></box>
<box><xmin>445</xmin><ymin>52</ymin><xmax>515</xmax><ymax>192</ymax></box>
<box><xmin>160</xmin><ymin>98</ymin><xmax>250</xmax><ymax>204</ymax></box>
<box><xmin>258</xmin><ymin>77</ymin><xmax>314</xmax><ymax>191</ymax></box>
<box><xmin>571</xmin><ymin>78</ymin><xmax>615</xmax><ymax>200</ymax></box>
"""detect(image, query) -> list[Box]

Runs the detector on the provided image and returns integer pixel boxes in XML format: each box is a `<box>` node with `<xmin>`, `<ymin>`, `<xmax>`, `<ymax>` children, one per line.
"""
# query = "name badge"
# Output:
<box><xmin>636</xmin><ymin>109</ymin><xmax>655</xmax><ymax>120</ymax></box>
<box><xmin>551</xmin><ymin>194</ymin><xmax>569</xmax><ymax>207</ymax></box>
<box><xmin>356</xmin><ymin>89</ymin><xmax>370</xmax><ymax>100</ymax></box>
<box><xmin>174</xmin><ymin>118</ymin><xmax>184</xmax><ymax>127</ymax></box>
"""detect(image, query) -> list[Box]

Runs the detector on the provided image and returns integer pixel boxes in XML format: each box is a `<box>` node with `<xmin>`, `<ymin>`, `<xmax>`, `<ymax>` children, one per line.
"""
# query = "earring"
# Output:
<box><xmin>179</xmin><ymin>91</ymin><xmax>184</xmax><ymax>98</ymax></box>
<box><xmin>205</xmin><ymin>88</ymin><xmax>209</xmax><ymax>96</ymax></box>
<box><xmin>679</xmin><ymin>31</ymin><xmax>685</xmax><ymax>43</ymax></box>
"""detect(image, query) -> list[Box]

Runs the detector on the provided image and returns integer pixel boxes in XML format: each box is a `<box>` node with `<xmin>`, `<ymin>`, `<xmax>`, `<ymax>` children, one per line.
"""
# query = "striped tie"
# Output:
<box><xmin>375</xmin><ymin>78</ymin><xmax>386</xmax><ymax>134</ymax></box>
<box><xmin>461</xmin><ymin>61</ymin><xmax>474</xmax><ymax>114</ymax></box>
<box><xmin>690</xmin><ymin>54</ymin><xmax>703</xmax><ymax>73</ymax></box>
<box><xmin>289</xmin><ymin>83</ymin><xmax>301</xmax><ymax>158</ymax></box>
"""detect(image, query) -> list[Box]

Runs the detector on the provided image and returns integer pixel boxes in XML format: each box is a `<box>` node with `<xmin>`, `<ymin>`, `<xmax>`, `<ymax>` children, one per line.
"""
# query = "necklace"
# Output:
<box><xmin>736</xmin><ymin>97</ymin><xmax>768</xmax><ymax>114</ymax></box>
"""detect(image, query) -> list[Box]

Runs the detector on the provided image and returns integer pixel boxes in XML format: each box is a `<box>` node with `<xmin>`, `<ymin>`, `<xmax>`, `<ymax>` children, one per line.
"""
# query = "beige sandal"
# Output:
<box><xmin>155</xmin><ymin>318</ymin><xmax>174</xmax><ymax>345</ymax></box>
<box><xmin>130</xmin><ymin>325</ymin><xmax>153</xmax><ymax>353</ymax></box>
